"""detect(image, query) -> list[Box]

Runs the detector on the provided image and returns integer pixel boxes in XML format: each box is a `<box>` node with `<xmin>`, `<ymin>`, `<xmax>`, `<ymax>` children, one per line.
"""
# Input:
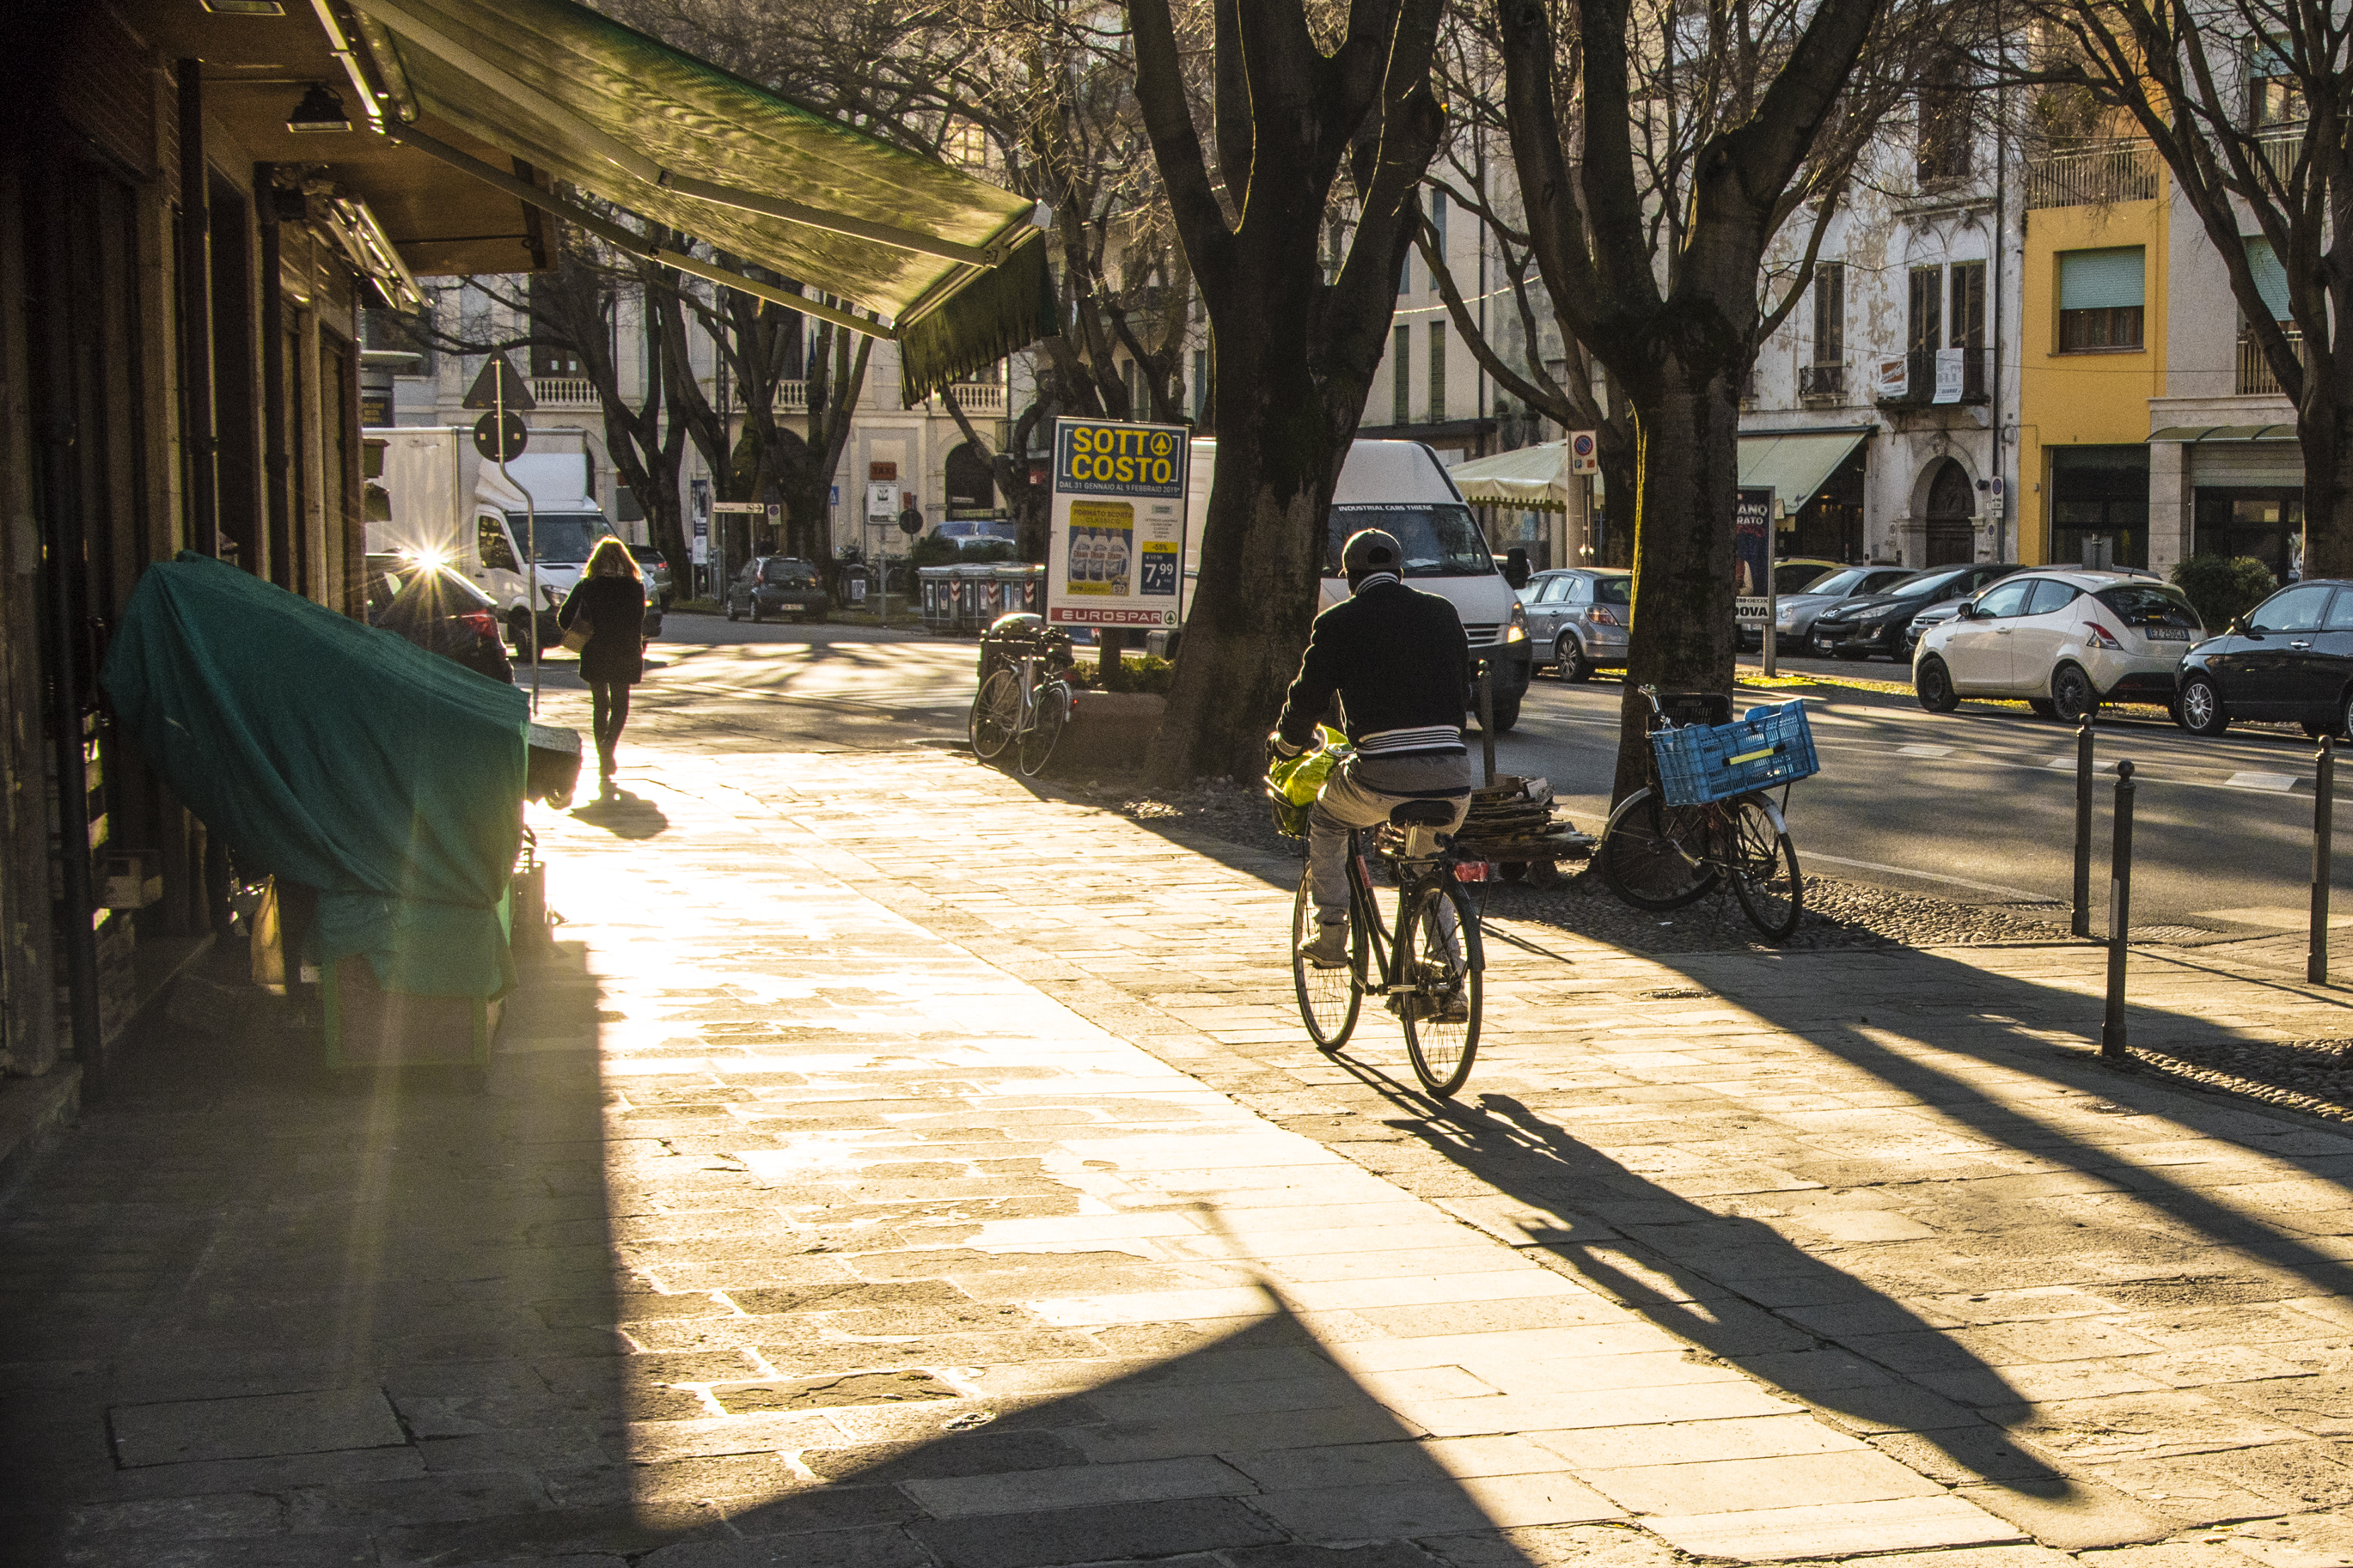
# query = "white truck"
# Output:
<box><xmin>1176</xmin><ymin>438</ymin><xmax>1534</xmax><ymax>730</ymax></box>
<box><xmin>363</xmin><ymin>427</ymin><xmax>625</xmax><ymax>657</ymax></box>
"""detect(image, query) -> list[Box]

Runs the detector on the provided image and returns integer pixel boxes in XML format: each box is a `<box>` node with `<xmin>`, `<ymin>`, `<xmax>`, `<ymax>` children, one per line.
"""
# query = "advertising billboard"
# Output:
<box><xmin>1045</xmin><ymin>418</ymin><xmax>1190</xmax><ymax>628</ymax></box>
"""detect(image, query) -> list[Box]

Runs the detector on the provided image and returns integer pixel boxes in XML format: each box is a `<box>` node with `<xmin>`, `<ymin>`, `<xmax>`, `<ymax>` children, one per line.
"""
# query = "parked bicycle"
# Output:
<box><xmin>1595</xmin><ymin>686</ymin><xmax>1816</xmax><ymax>941</ymax></box>
<box><xmin>1271</xmin><ymin>734</ymin><xmax>1485</xmax><ymax>1097</ymax></box>
<box><xmin>970</xmin><ymin>652</ymin><xmax>1070</xmax><ymax>777</ymax></box>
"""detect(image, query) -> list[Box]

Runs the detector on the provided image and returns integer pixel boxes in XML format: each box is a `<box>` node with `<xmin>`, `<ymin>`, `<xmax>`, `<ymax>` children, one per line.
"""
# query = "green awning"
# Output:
<box><xmin>348</xmin><ymin>0</ymin><xmax>1051</xmax><ymax>397</ymax></box>
<box><xmin>2148</xmin><ymin>424</ymin><xmax>2299</xmax><ymax>442</ymax></box>
<box><xmin>1738</xmin><ymin>428</ymin><xmax>1873</xmax><ymax>514</ymax></box>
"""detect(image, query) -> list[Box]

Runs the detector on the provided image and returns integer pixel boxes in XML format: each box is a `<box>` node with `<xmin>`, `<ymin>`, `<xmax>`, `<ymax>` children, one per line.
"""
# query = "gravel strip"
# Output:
<box><xmin>2130</xmin><ymin>1038</ymin><xmax>2353</xmax><ymax>1121</ymax></box>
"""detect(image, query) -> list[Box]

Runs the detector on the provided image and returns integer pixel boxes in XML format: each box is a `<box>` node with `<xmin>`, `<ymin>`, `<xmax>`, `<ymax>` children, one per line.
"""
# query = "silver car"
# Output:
<box><xmin>1520</xmin><ymin>568</ymin><xmax>1632</xmax><ymax>681</ymax></box>
<box><xmin>1771</xmin><ymin>564</ymin><xmax>1914</xmax><ymax>649</ymax></box>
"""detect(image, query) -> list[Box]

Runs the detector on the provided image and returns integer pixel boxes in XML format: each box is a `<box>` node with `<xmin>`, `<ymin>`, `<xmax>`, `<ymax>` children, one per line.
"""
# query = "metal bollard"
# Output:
<box><xmin>2102</xmin><ymin>758</ymin><xmax>2136</xmax><ymax>1058</ymax></box>
<box><xmin>2313</xmin><ymin>736</ymin><xmax>2335</xmax><ymax>985</ymax></box>
<box><xmin>1477</xmin><ymin>663</ymin><xmax>1497</xmax><ymax>787</ymax></box>
<box><xmin>2073</xmin><ymin>712</ymin><xmax>2095</xmax><ymax>938</ymax></box>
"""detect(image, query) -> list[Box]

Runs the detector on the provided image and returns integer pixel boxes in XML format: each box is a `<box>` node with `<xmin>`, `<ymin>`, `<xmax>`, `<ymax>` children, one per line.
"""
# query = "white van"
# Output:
<box><xmin>1183</xmin><ymin>438</ymin><xmax>1533</xmax><ymax>729</ymax></box>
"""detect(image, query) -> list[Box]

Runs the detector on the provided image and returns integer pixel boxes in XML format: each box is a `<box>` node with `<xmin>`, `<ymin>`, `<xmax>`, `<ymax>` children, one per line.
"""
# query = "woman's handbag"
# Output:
<box><xmin>561</xmin><ymin>613</ymin><xmax>593</xmax><ymax>654</ymax></box>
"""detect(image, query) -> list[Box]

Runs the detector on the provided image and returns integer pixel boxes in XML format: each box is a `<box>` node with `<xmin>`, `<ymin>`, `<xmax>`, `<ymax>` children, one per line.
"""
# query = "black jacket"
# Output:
<box><xmin>1276</xmin><ymin>577</ymin><xmax>1468</xmax><ymax>756</ymax></box>
<box><xmin>558</xmin><ymin>574</ymin><xmax>645</xmax><ymax>686</ymax></box>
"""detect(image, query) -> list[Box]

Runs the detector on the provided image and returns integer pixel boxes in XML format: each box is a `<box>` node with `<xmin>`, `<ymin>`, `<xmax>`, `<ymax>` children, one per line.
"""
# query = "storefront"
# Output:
<box><xmin>2150</xmin><ymin>424</ymin><xmax>2301</xmax><ymax>580</ymax></box>
<box><xmin>2048</xmin><ymin>445</ymin><xmax>2151</xmax><ymax>569</ymax></box>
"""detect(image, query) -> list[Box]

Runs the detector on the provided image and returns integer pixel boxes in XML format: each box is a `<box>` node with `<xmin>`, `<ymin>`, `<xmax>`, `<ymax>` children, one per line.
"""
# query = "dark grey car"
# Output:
<box><xmin>725</xmin><ymin>556</ymin><xmax>830</xmax><ymax>623</ymax></box>
<box><xmin>1519</xmin><ymin>568</ymin><xmax>1631</xmax><ymax>681</ymax></box>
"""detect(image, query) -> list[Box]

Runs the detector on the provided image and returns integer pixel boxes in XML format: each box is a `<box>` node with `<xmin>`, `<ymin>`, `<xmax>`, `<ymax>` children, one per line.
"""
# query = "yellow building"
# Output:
<box><xmin>2017</xmin><ymin>143</ymin><xmax>2170</xmax><ymax>567</ymax></box>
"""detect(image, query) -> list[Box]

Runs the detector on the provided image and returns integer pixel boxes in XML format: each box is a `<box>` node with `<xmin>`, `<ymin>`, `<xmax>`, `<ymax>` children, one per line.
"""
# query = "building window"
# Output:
<box><xmin>1908</xmin><ymin>266</ymin><xmax>1943</xmax><ymax>357</ymax></box>
<box><xmin>1950</xmin><ymin>259</ymin><xmax>1986</xmax><ymax>397</ymax></box>
<box><xmin>1192</xmin><ymin>348</ymin><xmax>1208</xmax><ymax>421</ymax></box>
<box><xmin>2057</xmin><ymin>247</ymin><xmax>2145</xmax><ymax>351</ymax></box>
<box><xmin>1427</xmin><ymin>321</ymin><xmax>1447</xmax><ymax>422</ymax></box>
<box><xmin>2249</xmin><ymin>41</ymin><xmax>2305</xmax><ymax>127</ymax></box>
<box><xmin>1429</xmin><ymin>188</ymin><xmax>1447</xmax><ymax>296</ymax></box>
<box><xmin>1393</xmin><ymin>324</ymin><xmax>1410</xmax><ymax>424</ymax></box>
<box><xmin>1812</xmin><ymin>262</ymin><xmax>1844</xmax><ymax>365</ymax></box>
<box><xmin>526</xmin><ymin>276</ymin><xmax>582</xmax><ymax>378</ymax></box>
<box><xmin>1916</xmin><ymin>57</ymin><xmax>1972</xmax><ymax>183</ymax></box>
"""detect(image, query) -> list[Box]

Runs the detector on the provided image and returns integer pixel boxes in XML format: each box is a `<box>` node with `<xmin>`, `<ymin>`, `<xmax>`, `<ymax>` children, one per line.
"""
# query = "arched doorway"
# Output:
<box><xmin>1924</xmin><ymin>459</ymin><xmax>1976</xmax><ymax>564</ymax></box>
<box><xmin>944</xmin><ymin>442</ymin><xmax>995</xmax><ymax>513</ymax></box>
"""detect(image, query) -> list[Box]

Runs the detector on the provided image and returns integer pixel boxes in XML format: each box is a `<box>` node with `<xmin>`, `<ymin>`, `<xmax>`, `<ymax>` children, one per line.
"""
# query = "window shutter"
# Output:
<box><xmin>2058</xmin><ymin>247</ymin><xmax>2145</xmax><ymax>310</ymax></box>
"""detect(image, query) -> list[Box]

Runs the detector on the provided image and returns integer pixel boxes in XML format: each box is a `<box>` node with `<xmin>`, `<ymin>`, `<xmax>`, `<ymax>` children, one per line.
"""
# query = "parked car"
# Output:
<box><xmin>1519</xmin><ymin>567</ymin><xmax>1631</xmax><ymax>680</ymax></box>
<box><xmin>1904</xmin><ymin>564</ymin><xmax>2156</xmax><ymax>652</ymax></box>
<box><xmin>1913</xmin><ymin>570</ymin><xmax>2202</xmax><ymax>720</ymax></box>
<box><xmin>1769</xmin><ymin>564</ymin><xmax>1916</xmax><ymax>650</ymax></box>
<box><xmin>726</xmin><ymin>556</ymin><xmax>831</xmax><ymax>623</ymax></box>
<box><xmin>372</xmin><ymin>558</ymin><xmax>514</xmax><ymax>684</ymax></box>
<box><xmin>629</xmin><ymin>544</ymin><xmax>675</xmax><ymax>608</ymax></box>
<box><xmin>2175</xmin><ymin>577</ymin><xmax>2353</xmax><ymax>737</ymax></box>
<box><xmin>932</xmin><ymin>519</ymin><xmax>1019</xmax><ymax>555</ymax></box>
<box><xmin>1737</xmin><ymin>558</ymin><xmax>1846</xmax><ymax>650</ymax></box>
<box><xmin>1809</xmin><ymin>563</ymin><xmax>2024</xmax><ymax>660</ymax></box>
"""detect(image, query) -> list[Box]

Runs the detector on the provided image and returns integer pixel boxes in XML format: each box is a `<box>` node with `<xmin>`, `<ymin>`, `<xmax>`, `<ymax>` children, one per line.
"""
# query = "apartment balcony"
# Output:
<box><xmin>2238</xmin><ymin>327</ymin><xmax>2304</xmax><ymax>396</ymax></box>
<box><xmin>2023</xmin><ymin>139</ymin><xmax>2161</xmax><ymax>210</ymax></box>
<box><xmin>1798</xmin><ymin>363</ymin><xmax>1847</xmax><ymax>402</ymax></box>
<box><xmin>1874</xmin><ymin>347</ymin><xmax>1991</xmax><ymax>407</ymax></box>
<box><xmin>529</xmin><ymin>375</ymin><xmax>599</xmax><ymax>409</ymax></box>
<box><xmin>916</xmin><ymin>381</ymin><xmax>1009</xmax><ymax>417</ymax></box>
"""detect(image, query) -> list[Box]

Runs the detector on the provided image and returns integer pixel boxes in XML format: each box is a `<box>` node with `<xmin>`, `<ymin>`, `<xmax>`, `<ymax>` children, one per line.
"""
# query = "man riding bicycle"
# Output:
<box><xmin>1271</xmin><ymin>528</ymin><xmax>1472</xmax><ymax>969</ymax></box>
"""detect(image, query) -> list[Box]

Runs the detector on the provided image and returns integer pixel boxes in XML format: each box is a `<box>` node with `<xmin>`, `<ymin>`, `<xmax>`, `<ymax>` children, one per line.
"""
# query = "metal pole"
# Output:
<box><xmin>1477</xmin><ymin>662</ymin><xmax>1497</xmax><ymax>787</ymax></box>
<box><xmin>1763</xmin><ymin>509</ymin><xmax>1779</xmax><ymax>680</ymax></box>
<box><xmin>494</xmin><ymin>367</ymin><xmax>541</xmax><ymax>715</ymax></box>
<box><xmin>2073</xmin><ymin>712</ymin><xmax>2095</xmax><ymax>937</ymax></box>
<box><xmin>2102</xmin><ymin>758</ymin><xmax>2136</xmax><ymax>1058</ymax></box>
<box><xmin>2313</xmin><ymin>735</ymin><xmax>2334</xmax><ymax>985</ymax></box>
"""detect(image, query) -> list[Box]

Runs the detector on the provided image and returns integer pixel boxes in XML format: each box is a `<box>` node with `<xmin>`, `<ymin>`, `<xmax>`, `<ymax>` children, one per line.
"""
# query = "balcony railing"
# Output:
<box><xmin>2023</xmin><ymin>139</ymin><xmax>2161</xmax><ymax>210</ymax></box>
<box><xmin>529</xmin><ymin>375</ymin><xmax>598</xmax><ymax>408</ymax></box>
<box><xmin>2238</xmin><ymin>327</ymin><xmax>2304</xmax><ymax>396</ymax></box>
<box><xmin>1798</xmin><ymin>363</ymin><xmax>1846</xmax><ymax>400</ymax></box>
<box><xmin>920</xmin><ymin>381</ymin><xmax>1009</xmax><ymax>417</ymax></box>
<box><xmin>1874</xmin><ymin>347</ymin><xmax>1992</xmax><ymax>407</ymax></box>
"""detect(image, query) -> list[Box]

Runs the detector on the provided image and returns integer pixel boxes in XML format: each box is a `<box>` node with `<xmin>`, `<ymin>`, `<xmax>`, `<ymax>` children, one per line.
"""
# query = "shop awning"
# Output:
<box><xmin>1739</xmin><ymin>427</ymin><xmax>1873</xmax><ymax>514</ymax></box>
<box><xmin>2148</xmin><ymin>424</ymin><xmax>2300</xmax><ymax>442</ymax></box>
<box><xmin>345</xmin><ymin>0</ymin><xmax>1052</xmax><ymax>398</ymax></box>
<box><xmin>1451</xmin><ymin>442</ymin><xmax>1569</xmax><ymax>510</ymax></box>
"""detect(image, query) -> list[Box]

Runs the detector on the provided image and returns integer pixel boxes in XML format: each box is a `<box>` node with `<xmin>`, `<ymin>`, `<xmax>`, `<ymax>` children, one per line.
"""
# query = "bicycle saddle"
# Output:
<box><xmin>1388</xmin><ymin>800</ymin><xmax>1458</xmax><ymax>827</ymax></box>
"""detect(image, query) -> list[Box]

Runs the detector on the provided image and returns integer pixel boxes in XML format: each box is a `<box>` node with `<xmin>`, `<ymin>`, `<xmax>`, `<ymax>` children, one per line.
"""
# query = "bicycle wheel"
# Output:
<box><xmin>1398</xmin><ymin>879</ymin><xmax>1482</xmax><ymax>1098</ymax></box>
<box><xmin>1597</xmin><ymin>786</ymin><xmax>1717</xmax><ymax>910</ymax></box>
<box><xmin>1016</xmin><ymin>682</ymin><xmax>1069</xmax><ymax>777</ymax></box>
<box><xmin>1727</xmin><ymin>795</ymin><xmax>1803</xmax><ymax>940</ymax></box>
<box><xmin>970</xmin><ymin>668</ymin><xmax>1020</xmax><ymax>761</ymax></box>
<box><xmin>1292</xmin><ymin>872</ymin><xmax>1362</xmax><ymax>1050</ymax></box>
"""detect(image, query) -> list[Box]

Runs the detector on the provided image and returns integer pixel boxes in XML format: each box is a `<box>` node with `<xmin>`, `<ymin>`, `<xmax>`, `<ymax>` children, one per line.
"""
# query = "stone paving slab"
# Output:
<box><xmin>4</xmin><ymin>732</ymin><xmax>2352</xmax><ymax>1568</ymax></box>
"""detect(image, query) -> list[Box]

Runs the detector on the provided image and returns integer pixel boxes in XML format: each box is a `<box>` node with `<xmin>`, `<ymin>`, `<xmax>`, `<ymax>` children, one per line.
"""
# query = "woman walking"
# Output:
<box><xmin>558</xmin><ymin>539</ymin><xmax>645</xmax><ymax>790</ymax></box>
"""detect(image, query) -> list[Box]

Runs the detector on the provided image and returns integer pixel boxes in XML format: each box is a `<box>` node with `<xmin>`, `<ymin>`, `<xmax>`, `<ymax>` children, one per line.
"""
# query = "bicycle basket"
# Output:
<box><xmin>1652</xmin><ymin>699</ymin><xmax>1819</xmax><ymax>806</ymax></box>
<box><xmin>1265</xmin><ymin>728</ymin><xmax>1348</xmax><ymax>838</ymax></box>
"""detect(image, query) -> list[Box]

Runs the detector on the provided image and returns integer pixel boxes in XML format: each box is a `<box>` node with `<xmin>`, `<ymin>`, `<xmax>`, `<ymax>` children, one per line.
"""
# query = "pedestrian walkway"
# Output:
<box><xmin>0</xmin><ymin>735</ymin><xmax>2349</xmax><ymax>1567</ymax></box>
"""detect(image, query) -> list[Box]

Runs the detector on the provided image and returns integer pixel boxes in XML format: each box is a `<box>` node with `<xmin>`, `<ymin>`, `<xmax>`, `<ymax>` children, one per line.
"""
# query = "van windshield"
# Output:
<box><xmin>1325</xmin><ymin>504</ymin><xmax>1494</xmax><ymax>578</ymax></box>
<box><xmin>507</xmin><ymin>512</ymin><xmax>612</xmax><ymax>564</ymax></box>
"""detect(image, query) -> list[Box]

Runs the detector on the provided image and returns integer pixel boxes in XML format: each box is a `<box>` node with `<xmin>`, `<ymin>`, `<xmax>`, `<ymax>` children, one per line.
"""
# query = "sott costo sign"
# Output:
<box><xmin>1046</xmin><ymin>418</ymin><xmax>1189</xmax><ymax>628</ymax></box>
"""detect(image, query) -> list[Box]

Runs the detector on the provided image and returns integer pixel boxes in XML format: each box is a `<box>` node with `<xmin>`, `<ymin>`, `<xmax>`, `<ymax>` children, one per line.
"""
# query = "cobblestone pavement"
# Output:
<box><xmin>3</xmin><ymin>729</ymin><xmax>2352</xmax><ymax>1568</ymax></box>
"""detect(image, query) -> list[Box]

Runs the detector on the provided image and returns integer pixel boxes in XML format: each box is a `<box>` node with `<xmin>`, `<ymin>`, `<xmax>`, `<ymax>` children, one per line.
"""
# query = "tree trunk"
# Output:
<box><xmin>2304</xmin><ymin>365</ymin><xmax>2353</xmax><ymax>579</ymax></box>
<box><xmin>1612</xmin><ymin>369</ymin><xmax>1743</xmax><ymax>801</ymax></box>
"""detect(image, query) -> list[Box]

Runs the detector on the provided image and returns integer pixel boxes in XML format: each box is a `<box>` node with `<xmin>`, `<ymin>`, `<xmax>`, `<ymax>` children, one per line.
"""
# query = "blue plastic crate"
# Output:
<box><xmin>1651</xmin><ymin>699</ymin><xmax>1820</xmax><ymax>806</ymax></box>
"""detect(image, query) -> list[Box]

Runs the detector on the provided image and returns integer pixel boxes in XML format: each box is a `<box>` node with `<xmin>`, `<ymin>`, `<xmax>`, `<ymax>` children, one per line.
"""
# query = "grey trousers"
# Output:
<box><xmin>1307</xmin><ymin>751</ymin><xmax>1472</xmax><ymax>922</ymax></box>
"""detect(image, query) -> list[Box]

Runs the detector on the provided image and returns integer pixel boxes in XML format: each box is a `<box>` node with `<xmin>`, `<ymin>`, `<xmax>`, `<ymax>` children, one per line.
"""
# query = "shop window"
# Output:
<box><xmin>2049</xmin><ymin>445</ymin><xmax>2149</xmax><ymax>568</ymax></box>
<box><xmin>2057</xmin><ymin>247</ymin><xmax>2145</xmax><ymax>352</ymax></box>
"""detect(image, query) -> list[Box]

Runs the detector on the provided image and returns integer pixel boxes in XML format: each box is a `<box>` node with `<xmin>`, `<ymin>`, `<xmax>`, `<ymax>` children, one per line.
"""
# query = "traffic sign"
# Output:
<box><xmin>1568</xmin><ymin>430</ymin><xmax>1599</xmax><ymax>476</ymax></box>
<box><xmin>897</xmin><ymin>506</ymin><xmax>924</xmax><ymax>536</ymax></box>
<box><xmin>462</xmin><ymin>352</ymin><xmax>535</xmax><ymax>412</ymax></box>
<box><xmin>473</xmin><ymin>411</ymin><xmax>528</xmax><ymax>461</ymax></box>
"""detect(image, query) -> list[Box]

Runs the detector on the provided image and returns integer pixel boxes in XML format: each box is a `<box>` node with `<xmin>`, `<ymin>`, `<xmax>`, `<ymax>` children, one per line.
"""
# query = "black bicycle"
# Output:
<box><xmin>1288</xmin><ymin>797</ymin><xmax>1485</xmax><ymax>1098</ymax></box>
<box><xmin>1595</xmin><ymin>686</ymin><xmax>1808</xmax><ymax>940</ymax></box>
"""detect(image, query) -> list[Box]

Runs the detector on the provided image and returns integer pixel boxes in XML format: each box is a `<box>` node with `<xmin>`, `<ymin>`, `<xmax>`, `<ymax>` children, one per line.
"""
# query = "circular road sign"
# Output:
<box><xmin>474</xmin><ymin>411</ymin><xmax>529</xmax><ymax>462</ymax></box>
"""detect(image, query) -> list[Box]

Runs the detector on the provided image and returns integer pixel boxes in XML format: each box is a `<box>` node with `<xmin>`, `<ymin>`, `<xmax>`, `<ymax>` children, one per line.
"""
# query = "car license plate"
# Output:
<box><xmin>2144</xmin><ymin>627</ymin><xmax>2190</xmax><ymax>641</ymax></box>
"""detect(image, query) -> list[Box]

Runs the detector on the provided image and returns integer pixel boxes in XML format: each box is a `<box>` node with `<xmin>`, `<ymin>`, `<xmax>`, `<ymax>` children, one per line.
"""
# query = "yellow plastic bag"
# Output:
<box><xmin>1265</xmin><ymin>726</ymin><xmax>1349</xmax><ymax>836</ymax></box>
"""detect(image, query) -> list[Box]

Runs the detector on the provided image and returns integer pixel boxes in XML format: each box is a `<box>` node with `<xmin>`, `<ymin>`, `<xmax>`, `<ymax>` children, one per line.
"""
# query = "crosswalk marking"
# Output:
<box><xmin>1897</xmin><ymin>743</ymin><xmax>1953</xmax><ymax>758</ymax></box>
<box><xmin>2045</xmin><ymin>754</ymin><xmax>2117</xmax><ymax>772</ymax></box>
<box><xmin>2225</xmin><ymin>771</ymin><xmax>2299</xmax><ymax>791</ymax></box>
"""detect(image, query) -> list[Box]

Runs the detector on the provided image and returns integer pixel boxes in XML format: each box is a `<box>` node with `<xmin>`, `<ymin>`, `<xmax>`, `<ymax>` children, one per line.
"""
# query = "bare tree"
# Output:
<box><xmin>2022</xmin><ymin>0</ymin><xmax>2353</xmax><ymax>574</ymax></box>
<box><xmin>1493</xmin><ymin>0</ymin><xmax>1916</xmax><ymax>795</ymax></box>
<box><xmin>1130</xmin><ymin>0</ymin><xmax>1450</xmax><ymax>782</ymax></box>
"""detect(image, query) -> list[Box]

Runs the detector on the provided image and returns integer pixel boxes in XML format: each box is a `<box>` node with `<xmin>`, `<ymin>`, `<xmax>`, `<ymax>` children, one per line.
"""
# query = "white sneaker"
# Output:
<box><xmin>1298</xmin><ymin>919</ymin><xmax>1351</xmax><ymax>968</ymax></box>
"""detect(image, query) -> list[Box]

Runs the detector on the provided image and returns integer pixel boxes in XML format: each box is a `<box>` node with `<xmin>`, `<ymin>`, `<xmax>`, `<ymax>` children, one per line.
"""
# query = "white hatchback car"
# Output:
<box><xmin>1912</xmin><ymin>570</ymin><xmax>2203</xmax><ymax>720</ymax></box>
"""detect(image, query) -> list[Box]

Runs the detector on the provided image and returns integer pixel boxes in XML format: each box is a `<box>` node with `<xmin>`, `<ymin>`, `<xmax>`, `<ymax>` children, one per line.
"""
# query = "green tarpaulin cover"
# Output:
<box><xmin>101</xmin><ymin>553</ymin><xmax>528</xmax><ymax>998</ymax></box>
